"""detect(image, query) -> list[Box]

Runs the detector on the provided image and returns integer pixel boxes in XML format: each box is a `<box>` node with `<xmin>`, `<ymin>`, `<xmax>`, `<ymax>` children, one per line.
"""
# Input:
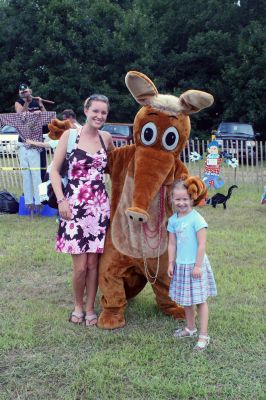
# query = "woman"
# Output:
<box><xmin>51</xmin><ymin>94</ymin><xmax>114</xmax><ymax>326</ymax></box>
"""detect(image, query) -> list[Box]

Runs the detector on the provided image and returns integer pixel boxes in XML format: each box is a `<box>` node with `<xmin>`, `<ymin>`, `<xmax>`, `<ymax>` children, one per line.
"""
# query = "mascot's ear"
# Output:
<box><xmin>179</xmin><ymin>90</ymin><xmax>214</xmax><ymax>115</ymax></box>
<box><xmin>126</xmin><ymin>71</ymin><xmax>214</xmax><ymax>115</ymax></box>
<box><xmin>125</xmin><ymin>71</ymin><xmax>158</xmax><ymax>106</ymax></box>
<box><xmin>48</xmin><ymin>118</ymin><xmax>72</xmax><ymax>140</ymax></box>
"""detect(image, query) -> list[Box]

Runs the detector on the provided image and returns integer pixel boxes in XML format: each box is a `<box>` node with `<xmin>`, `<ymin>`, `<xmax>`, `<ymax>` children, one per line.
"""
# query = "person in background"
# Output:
<box><xmin>51</xmin><ymin>94</ymin><xmax>114</xmax><ymax>327</ymax></box>
<box><xmin>15</xmin><ymin>83</ymin><xmax>46</xmax><ymax>113</ymax></box>
<box><xmin>167</xmin><ymin>180</ymin><xmax>217</xmax><ymax>351</ymax></box>
<box><xmin>62</xmin><ymin>109</ymin><xmax>82</xmax><ymax>129</ymax></box>
<box><xmin>14</xmin><ymin>84</ymin><xmax>49</xmax><ymax>215</ymax></box>
<box><xmin>26</xmin><ymin>137</ymin><xmax>58</xmax><ymax>153</ymax></box>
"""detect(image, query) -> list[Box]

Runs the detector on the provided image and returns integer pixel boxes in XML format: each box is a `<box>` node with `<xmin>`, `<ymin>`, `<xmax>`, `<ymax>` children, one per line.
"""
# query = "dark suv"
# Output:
<box><xmin>215</xmin><ymin>122</ymin><xmax>260</xmax><ymax>161</ymax></box>
<box><xmin>102</xmin><ymin>123</ymin><xmax>133</xmax><ymax>146</ymax></box>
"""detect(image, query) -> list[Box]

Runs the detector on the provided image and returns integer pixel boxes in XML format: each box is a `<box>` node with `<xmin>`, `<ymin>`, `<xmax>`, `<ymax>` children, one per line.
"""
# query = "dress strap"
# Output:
<box><xmin>67</xmin><ymin>129</ymin><xmax>79</xmax><ymax>153</ymax></box>
<box><xmin>98</xmin><ymin>133</ymin><xmax>107</xmax><ymax>153</ymax></box>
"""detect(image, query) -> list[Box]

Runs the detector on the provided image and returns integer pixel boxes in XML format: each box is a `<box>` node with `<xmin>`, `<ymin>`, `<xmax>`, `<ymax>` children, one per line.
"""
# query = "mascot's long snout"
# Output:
<box><xmin>125</xmin><ymin>146</ymin><xmax>175</xmax><ymax>222</ymax></box>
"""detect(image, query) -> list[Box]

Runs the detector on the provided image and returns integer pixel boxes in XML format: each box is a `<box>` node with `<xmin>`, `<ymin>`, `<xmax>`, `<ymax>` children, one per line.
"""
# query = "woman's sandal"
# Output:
<box><xmin>85</xmin><ymin>313</ymin><xmax>98</xmax><ymax>327</ymax></box>
<box><xmin>173</xmin><ymin>327</ymin><xmax>197</xmax><ymax>338</ymax></box>
<box><xmin>69</xmin><ymin>311</ymin><xmax>85</xmax><ymax>325</ymax></box>
<box><xmin>194</xmin><ymin>335</ymin><xmax>210</xmax><ymax>351</ymax></box>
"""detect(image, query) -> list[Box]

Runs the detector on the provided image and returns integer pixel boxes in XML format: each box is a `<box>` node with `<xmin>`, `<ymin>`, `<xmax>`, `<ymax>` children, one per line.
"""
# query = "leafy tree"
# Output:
<box><xmin>222</xmin><ymin>20</ymin><xmax>266</xmax><ymax>136</ymax></box>
<box><xmin>0</xmin><ymin>0</ymin><xmax>266</xmax><ymax>137</ymax></box>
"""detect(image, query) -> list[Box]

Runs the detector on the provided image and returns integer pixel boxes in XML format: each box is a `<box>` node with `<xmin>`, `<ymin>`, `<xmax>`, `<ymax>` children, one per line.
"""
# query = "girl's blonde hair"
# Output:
<box><xmin>171</xmin><ymin>179</ymin><xmax>188</xmax><ymax>193</ymax></box>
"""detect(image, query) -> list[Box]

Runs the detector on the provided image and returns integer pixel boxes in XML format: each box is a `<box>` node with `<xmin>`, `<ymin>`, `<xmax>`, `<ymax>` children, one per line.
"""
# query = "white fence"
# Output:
<box><xmin>0</xmin><ymin>139</ymin><xmax>265</xmax><ymax>192</ymax></box>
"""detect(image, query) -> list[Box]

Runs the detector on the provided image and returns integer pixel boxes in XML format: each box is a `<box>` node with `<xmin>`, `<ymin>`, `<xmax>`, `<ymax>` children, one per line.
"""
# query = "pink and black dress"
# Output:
<box><xmin>56</xmin><ymin>132</ymin><xmax>110</xmax><ymax>254</ymax></box>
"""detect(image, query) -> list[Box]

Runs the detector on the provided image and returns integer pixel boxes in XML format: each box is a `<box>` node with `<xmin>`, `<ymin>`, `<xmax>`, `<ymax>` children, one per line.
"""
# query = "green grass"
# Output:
<box><xmin>0</xmin><ymin>186</ymin><xmax>265</xmax><ymax>399</ymax></box>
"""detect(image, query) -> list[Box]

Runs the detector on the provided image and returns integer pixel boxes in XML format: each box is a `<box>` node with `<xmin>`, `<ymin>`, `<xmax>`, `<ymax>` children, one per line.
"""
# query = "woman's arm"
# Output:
<box><xmin>167</xmin><ymin>232</ymin><xmax>177</xmax><ymax>278</ymax></box>
<box><xmin>26</xmin><ymin>139</ymin><xmax>51</xmax><ymax>148</ymax></box>
<box><xmin>192</xmin><ymin>228</ymin><xmax>207</xmax><ymax>278</ymax></box>
<box><xmin>50</xmin><ymin>131</ymin><xmax>72</xmax><ymax>220</ymax></box>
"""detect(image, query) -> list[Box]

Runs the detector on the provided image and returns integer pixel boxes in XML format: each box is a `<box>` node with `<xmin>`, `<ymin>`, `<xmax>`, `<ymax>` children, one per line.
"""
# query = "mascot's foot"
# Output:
<box><xmin>97</xmin><ymin>310</ymin><xmax>126</xmax><ymax>330</ymax></box>
<box><xmin>162</xmin><ymin>305</ymin><xmax>186</xmax><ymax>320</ymax></box>
<box><xmin>173</xmin><ymin>306</ymin><xmax>186</xmax><ymax>320</ymax></box>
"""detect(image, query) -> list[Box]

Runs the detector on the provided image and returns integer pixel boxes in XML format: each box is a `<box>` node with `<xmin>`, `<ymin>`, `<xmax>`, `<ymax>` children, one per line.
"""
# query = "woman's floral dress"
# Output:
<box><xmin>56</xmin><ymin>134</ymin><xmax>110</xmax><ymax>254</ymax></box>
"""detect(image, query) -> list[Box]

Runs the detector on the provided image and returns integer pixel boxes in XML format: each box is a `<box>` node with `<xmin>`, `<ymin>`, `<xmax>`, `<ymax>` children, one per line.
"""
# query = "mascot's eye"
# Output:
<box><xmin>162</xmin><ymin>127</ymin><xmax>179</xmax><ymax>151</ymax></box>
<box><xmin>141</xmin><ymin>122</ymin><xmax>157</xmax><ymax>146</ymax></box>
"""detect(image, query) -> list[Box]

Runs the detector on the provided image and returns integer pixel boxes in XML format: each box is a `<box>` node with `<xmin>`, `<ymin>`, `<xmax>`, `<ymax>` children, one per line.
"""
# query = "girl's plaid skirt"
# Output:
<box><xmin>169</xmin><ymin>255</ymin><xmax>217</xmax><ymax>306</ymax></box>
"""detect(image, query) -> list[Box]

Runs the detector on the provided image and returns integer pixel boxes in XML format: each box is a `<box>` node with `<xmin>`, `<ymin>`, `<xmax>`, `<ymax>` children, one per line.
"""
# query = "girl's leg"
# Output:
<box><xmin>185</xmin><ymin>306</ymin><xmax>196</xmax><ymax>331</ymax></box>
<box><xmin>71</xmin><ymin>254</ymin><xmax>88</xmax><ymax>323</ymax></box>
<box><xmin>194</xmin><ymin>302</ymin><xmax>210</xmax><ymax>350</ymax></box>
<box><xmin>174</xmin><ymin>306</ymin><xmax>196</xmax><ymax>337</ymax></box>
<box><xmin>197</xmin><ymin>302</ymin><xmax>209</xmax><ymax>335</ymax></box>
<box><xmin>85</xmin><ymin>253</ymin><xmax>99</xmax><ymax>324</ymax></box>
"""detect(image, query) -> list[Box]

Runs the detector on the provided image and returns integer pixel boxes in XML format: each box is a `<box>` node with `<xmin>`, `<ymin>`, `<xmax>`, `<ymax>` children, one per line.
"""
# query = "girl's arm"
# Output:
<box><xmin>50</xmin><ymin>131</ymin><xmax>72</xmax><ymax>220</ymax></box>
<box><xmin>167</xmin><ymin>232</ymin><xmax>177</xmax><ymax>278</ymax></box>
<box><xmin>192</xmin><ymin>228</ymin><xmax>207</xmax><ymax>278</ymax></box>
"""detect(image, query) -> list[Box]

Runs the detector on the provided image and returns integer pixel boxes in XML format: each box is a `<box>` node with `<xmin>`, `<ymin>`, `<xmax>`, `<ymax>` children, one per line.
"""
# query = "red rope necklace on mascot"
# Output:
<box><xmin>141</xmin><ymin>187</ymin><xmax>165</xmax><ymax>285</ymax></box>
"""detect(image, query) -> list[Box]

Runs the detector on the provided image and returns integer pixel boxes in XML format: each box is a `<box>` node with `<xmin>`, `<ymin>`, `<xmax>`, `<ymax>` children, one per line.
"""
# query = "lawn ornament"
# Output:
<box><xmin>206</xmin><ymin>185</ymin><xmax>238</xmax><ymax>209</ymax></box>
<box><xmin>202</xmin><ymin>140</ymin><xmax>224</xmax><ymax>189</ymax></box>
<box><xmin>97</xmin><ymin>71</ymin><xmax>214</xmax><ymax>329</ymax></box>
<box><xmin>261</xmin><ymin>186</ymin><xmax>266</xmax><ymax>205</ymax></box>
<box><xmin>190</xmin><ymin>141</ymin><xmax>238</xmax><ymax>190</ymax></box>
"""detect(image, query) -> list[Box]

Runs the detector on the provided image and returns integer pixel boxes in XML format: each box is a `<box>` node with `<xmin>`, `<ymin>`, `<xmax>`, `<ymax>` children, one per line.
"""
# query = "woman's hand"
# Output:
<box><xmin>192</xmin><ymin>266</ymin><xmax>202</xmax><ymax>279</ymax></box>
<box><xmin>58</xmin><ymin>199</ymin><xmax>72</xmax><ymax>220</ymax></box>
<box><xmin>26</xmin><ymin>139</ymin><xmax>34</xmax><ymax>145</ymax></box>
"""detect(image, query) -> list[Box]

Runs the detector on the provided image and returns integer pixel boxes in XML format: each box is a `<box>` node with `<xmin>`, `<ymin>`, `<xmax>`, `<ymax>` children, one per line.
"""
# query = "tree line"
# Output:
<box><xmin>0</xmin><ymin>0</ymin><xmax>265</xmax><ymax>138</ymax></box>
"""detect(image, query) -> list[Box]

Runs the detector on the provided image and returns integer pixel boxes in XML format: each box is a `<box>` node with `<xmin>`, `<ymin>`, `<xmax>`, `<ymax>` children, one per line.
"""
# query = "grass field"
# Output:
<box><xmin>0</xmin><ymin>186</ymin><xmax>265</xmax><ymax>400</ymax></box>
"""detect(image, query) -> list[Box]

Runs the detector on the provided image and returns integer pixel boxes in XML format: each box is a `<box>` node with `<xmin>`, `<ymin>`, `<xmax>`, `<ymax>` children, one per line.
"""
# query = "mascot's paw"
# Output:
<box><xmin>173</xmin><ymin>306</ymin><xmax>186</xmax><ymax>320</ymax></box>
<box><xmin>97</xmin><ymin>310</ymin><xmax>126</xmax><ymax>330</ymax></box>
<box><xmin>161</xmin><ymin>304</ymin><xmax>186</xmax><ymax>320</ymax></box>
<box><xmin>48</xmin><ymin>118</ymin><xmax>72</xmax><ymax>140</ymax></box>
<box><xmin>185</xmin><ymin>176</ymin><xmax>207</xmax><ymax>206</ymax></box>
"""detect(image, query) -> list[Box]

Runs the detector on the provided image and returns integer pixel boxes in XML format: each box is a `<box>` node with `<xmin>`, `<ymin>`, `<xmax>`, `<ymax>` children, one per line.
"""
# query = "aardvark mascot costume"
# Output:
<box><xmin>97</xmin><ymin>71</ymin><xmax>214</xmax><ymax>329</ymax></box>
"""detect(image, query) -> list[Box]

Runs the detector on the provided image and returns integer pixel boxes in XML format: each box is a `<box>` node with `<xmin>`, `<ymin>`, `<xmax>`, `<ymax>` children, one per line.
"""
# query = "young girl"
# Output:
<box><xmin>167</xmin><ymin>180</ymin><xmax>217</xmax><ymax>350</ymax></box>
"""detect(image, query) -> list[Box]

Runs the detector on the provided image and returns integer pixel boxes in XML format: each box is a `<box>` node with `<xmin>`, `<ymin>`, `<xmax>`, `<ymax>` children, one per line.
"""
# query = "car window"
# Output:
<box><xmin>103</xmin><ymin>125</ymin><xmax>130</xmax><ymax>137</ymax></box>
<box><xmin>218</xmin><ymin>123</ymin><xmax>254</xmax><ymax>136</ymax></box>
<box><xmin>0</xmin><ymin>125</ymin><xmax>17</xmax><ymax>134</ymax></box>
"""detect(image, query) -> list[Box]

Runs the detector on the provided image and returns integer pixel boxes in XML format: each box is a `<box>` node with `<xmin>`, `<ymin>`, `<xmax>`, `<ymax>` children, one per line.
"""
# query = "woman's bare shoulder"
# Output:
<box><xmin>99</xmin><ymin>129</ymin><xmax>112</xmax><ymax>140</ymax></box>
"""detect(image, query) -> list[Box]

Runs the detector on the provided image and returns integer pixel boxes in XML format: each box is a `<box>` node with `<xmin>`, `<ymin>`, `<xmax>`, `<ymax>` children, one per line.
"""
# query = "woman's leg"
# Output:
<box><xmin>71</xmin><ymin>254</ymin><xmax>88</xmax><ymax>323</ymax></box>
<box><xmin>85</xmin><ymin>253</ymin><xmax>99</xmax><ymax>319</ymax></box>
<box><xmin>197</xmin><ymin>302</ymin><xmax>209</xmax><ymax>335</ymax></box>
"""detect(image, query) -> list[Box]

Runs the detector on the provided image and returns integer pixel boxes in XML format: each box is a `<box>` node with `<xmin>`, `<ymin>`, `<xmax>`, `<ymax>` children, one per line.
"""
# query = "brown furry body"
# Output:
<box><xmin>98</xmin><ymin>103</ymin><xmax>209</xmax><ymax>329</ymax></box>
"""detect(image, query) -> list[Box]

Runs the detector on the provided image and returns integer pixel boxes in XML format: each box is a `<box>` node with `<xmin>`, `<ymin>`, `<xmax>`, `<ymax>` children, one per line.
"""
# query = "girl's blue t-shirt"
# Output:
<box><xmin>167</xmin><ymin>209</ymin><xmax>208</xmax><ymax>264</ymax></box>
